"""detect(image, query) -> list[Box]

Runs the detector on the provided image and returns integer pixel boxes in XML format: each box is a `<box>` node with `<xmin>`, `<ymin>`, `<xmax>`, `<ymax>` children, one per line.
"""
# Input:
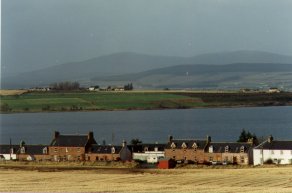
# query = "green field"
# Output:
<box><xmin>0</xmin><ymin>91</ymin><xmax>205</xmax><ymax>112</ymax></box>
<box><xmin>1</xmin><ymin>91</ymin><xmax>292</xmax><ymax>113</ymax></box>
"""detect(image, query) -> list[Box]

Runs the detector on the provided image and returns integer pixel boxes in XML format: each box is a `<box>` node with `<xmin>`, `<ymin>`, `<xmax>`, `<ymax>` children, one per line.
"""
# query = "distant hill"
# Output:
<box><xmin>2</xmin><ymin>50</ymin><xmax>292</xmax><ymax>89</ymax></box>
<box><xmin>92</xmin><ymin>63</ymin><xmax>292</xmax><ymax>90</ymax></box>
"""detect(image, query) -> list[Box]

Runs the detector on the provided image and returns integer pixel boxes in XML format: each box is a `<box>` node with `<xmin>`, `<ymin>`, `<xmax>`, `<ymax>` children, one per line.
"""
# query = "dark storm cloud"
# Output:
<box><xmin>2</xmin><ymin>0</ymin><xmax>292</xmax><ymax>75</ymax></box>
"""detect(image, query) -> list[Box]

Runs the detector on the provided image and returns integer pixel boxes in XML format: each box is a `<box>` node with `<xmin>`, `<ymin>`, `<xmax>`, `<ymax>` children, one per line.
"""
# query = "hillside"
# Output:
<box><xmin>92</xmin><ymin>63</ymin><xmax>292</xmax><ymax>90</ymax></box>
<box><xmin>2</xmin><ymin>51</ymin><xmax>292</xmax><ymax>89</ymax></box>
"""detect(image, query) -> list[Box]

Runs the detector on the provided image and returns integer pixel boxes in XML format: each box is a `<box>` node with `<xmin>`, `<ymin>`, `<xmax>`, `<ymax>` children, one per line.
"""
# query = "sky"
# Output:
<box><xmin>2</xmin><ymin>0</ymin><xmax>292</xmax><ymax>75</ymax></box>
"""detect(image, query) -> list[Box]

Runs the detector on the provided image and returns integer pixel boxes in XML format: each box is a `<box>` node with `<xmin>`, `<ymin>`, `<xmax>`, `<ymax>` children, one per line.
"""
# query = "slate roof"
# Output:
<box><xmin>165</xmin><ymin>139</ymin><xmax>207</xmax><ymax>149</ymax></box>
<box><xmin>0</xmin><ymin>145</ymin><xmax>19</xmax><ymax>154</ymax></box>
<box><xmin>254</xmin><ymin>140</ymin><xmax>292</xmax><ymax>150</ymax></box>
<box><xmin>50</xmin><ymin>135</ymin><xmax>91</xmax><ymax>147</ymax></box>
<box><xmin>0</xmin><ymin>145</ymin><xmax>47</xmax><ymax>155</ymax></box>
<box><xmin>18</xmin><ymin>145</ymin><xmax>48</xmax><ymax>155</ymax></box>
<box><xmin>127</xmin><ymin>143</ymin><xmax>166</xmax><ymax>153</ymax></box>
<box><xmin>89</xmin><ymin>145</ymin><xmax>122</xmax><ymax>154</ymax></box>
<box><xmin>208</xmin><ymin>142</ymin><xmax>253</xmax><ymax>153</ymax></box>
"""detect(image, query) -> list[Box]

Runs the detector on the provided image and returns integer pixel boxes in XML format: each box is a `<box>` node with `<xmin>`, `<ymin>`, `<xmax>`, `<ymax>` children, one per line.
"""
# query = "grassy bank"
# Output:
<box><xmin>1</xmin><ymin>90</ymin><xmax>292</xmax><ymax>113</ymax></box>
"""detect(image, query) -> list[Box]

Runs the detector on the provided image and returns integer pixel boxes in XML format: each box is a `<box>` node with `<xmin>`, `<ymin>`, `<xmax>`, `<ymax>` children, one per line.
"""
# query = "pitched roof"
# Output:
<box><xmin>18</xmin><ymin>145</ymin><xmax>48</xmax><ymax>155</ymax></box>
<box><xmin>89</xmin><ymin>145</ymin><xmax>122</xmax><ymax>154</ymax></box>
<box><xmin>141</xmin><ymin>143</ymin><xmax>166</xmax><ymax>151</ymax></box>
<box><xmin>0</xmin><ymin>145</ymin><xmax>19</xmax><ymax>154</ymax></box>
<box><xmin>50</xmin><ymin>135</ymin><xmax>90</xmax><ymax>147</ymax></box>
<box><xmin>0</xmin><ymin>145</ymin><xmax>47</xmax><ymax>155</ymax></box>
<box><xmin>208</xmin><ymin>142</ymin><xmax>253</xmax><ymax>153</ymax></box>
<box><xmin>165</xmin><ymin>139</ymin><xmax>207</xmax><ymax>149</ymax></box>
<box><xmin>254</xmin><ymin>140</ymin><xmax>292</xmax><ymax>150</ymax></box>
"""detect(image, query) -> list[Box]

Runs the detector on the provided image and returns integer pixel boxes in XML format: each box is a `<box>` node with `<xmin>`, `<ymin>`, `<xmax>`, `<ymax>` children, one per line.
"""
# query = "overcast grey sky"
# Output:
<box><xmin>2</xmin><ymin>0</ymin><xmax>292</xmax><ymax>75</ymax></box>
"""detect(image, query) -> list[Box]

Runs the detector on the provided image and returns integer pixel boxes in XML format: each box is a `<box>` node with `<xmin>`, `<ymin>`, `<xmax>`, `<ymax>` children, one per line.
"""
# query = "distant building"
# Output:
<box><xmin>0</xmin><ymin>145</ymin><xmax>18</xmax><ymax>160</ymax></box>
<box><xmin>17</xmin><ymin>144</ymin><xmax>50</xmax><ymax>161</ymax></box>
<box><xmin>206</xmin><ymin>142</ymin><xmax>254</xmax><ymax>165</ymax></box>
<box><xmin>132</xmin><ymin>143</ymin><xmax>166</xmax><ymax>163</ymax></box>
<box><xmin>165</xmin><ymin>135</ymin><xmax>254</xmax><ymax>165</ymax></box>
<box><xmin>253</xmin><ymin>136</ymin><xmax>292</xmax><ymax>165</ymax></box>
<box><xmin>49</xmin><ymin>131</ymin><xmax>97</xmax><ymax>161</ymax></box>
<box><xmin>268</xmin><ymin>87</ymin><xmax>280</xmax><ymax>93</ymax></box>
<box><xmin>164</xmin><ymin>136</ymin><xmax>209</xmax><ymax>164</ymax></box>
<box><xmin>86</xmin><ymin>141</ymin><xmax>132</xmax><ymax>162</ymax></box>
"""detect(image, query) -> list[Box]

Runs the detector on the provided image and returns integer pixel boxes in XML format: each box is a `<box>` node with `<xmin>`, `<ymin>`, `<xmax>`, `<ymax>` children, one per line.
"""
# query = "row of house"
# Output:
<box><xmin>1</xmin><ymin>131</ymin><xmax>292</xmax><ymax>166</ymax></box>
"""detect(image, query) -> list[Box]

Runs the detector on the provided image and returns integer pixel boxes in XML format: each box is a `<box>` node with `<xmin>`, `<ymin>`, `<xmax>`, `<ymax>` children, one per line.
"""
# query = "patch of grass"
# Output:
<box><xmin>0</xmin><ymin>91</ymin><xmax>204</xmax><ymax>112</ymax></box>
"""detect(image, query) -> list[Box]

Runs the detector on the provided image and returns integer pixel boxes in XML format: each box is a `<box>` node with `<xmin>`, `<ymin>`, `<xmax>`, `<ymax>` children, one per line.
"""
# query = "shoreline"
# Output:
<box><xmin>1</xmin><ymin>103</ymin><xmax>291</xmax><ymax>114</ymax></box>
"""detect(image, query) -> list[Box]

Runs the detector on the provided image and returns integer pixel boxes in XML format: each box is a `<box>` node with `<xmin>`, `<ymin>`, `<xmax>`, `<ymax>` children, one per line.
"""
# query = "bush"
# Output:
<box><xmin>0</xmin><ymin>103</ymin><xmax>11</xmax><ymax>112</ymax></box>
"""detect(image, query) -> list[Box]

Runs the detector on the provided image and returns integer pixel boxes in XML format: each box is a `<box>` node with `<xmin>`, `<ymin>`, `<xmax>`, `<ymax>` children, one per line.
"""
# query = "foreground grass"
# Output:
<box><xmin>1</xmin><ymin>90</ymin><xmax>292</xmax><ymax>113</ymax></box>
<box><xmin>0</xmin><ymin>164</ymin><xmax>292</xmax><ymax>193</ymax></box>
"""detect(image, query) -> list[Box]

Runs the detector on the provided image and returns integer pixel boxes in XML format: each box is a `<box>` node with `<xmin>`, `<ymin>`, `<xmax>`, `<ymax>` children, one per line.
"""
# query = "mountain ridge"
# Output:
<box><xmin>2</xmin><ymin>50</ymin><xmax>292</xmax><ymax>89</ymax></box>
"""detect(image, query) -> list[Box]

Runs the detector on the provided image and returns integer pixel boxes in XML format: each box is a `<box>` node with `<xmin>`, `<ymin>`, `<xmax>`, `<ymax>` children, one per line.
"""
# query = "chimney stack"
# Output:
<box><xmin>88</xmin><ymin>131</ymin><xmax>94</xmax><ymax>140</ymax></box>
<box><xmin>206</xmin><ymin>135</ymin><xmax>211</xmax><ymax>143</ymax></box>
<box><xmin>54</xmin><ymin>131</ymin><xmax>60</xmax><ymax>139</ymax></box>
<box><xmin>122</xmin><ymin>140</ymin><xmax>127</xmax><ymax>147</ymax></box>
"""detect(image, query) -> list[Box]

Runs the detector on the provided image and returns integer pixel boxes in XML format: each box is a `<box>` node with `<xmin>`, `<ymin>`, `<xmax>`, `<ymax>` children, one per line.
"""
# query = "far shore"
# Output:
<box><xmin>1</xmin><ymin>90</ymin><xmax>292</xmax><ymax>114</ymax></box>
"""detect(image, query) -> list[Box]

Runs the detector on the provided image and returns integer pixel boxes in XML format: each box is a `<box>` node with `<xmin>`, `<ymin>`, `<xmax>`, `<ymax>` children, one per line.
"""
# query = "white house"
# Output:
<box><xmin>133</xmin><ymin>151</ymin><xmax>165</xmax><ymax>163</ymax></box>
<box><xmin>132</xmin><ymin>143</ymin><xmax>166</xmax><ymax>163</ymax></box>
<box><xmin>0</xmin><ymin>145</ymin><xmax>18</xmax><ymax>160</ymax></box>
<box><xmin>253</xmin><ymin>136</ymin><xmax>292</xmax><ymax>165</ymax></box>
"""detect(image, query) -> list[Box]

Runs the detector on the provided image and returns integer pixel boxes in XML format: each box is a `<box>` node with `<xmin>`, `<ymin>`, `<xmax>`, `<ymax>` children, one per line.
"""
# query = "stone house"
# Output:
<box><xmin>164</xmin><ymin>136</ymin><xmax>210</xmax><ymax>163</ymax></box>
<box><xmin>85</xmin><ymin>141</ymin><xmax>132</xmax><ymax>162</ymax></box>
<box><xmin>49</xmin><ymin>131</ymin><xmax>97</xmax><ymax>161</ymax></box>
<box><xmin>17</xmin><ymin>144</ymin><xmax>50</xmax><ymax>161</ymax></box>
<box><xmin>205</xmin><ymin>142</ymin><xmax>254</xmax><ymax>165</ymax></box>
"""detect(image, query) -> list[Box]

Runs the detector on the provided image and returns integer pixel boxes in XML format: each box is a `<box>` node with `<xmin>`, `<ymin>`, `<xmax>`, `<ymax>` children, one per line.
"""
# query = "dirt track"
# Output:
<box><xmin>1</xmin><ymin>166</ymin><xmax>292</xmax><ymax>193</ymax></box>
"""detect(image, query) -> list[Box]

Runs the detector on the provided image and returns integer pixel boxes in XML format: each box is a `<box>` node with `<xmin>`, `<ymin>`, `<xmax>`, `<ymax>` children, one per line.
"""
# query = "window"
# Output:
<box><xmin>181</xmin><ymin>142</ymin><xmax>187</xmax><ymax>149</ymax></box>
<box><xmin>43</xmin><ymin>147</ymin><xmax>47</xmax><ymax>154</ymax></box>
<box><xmin>209</xmin><ymin>157</ymin><xmax>213</xmax><ymax>161</ymax></box>
<box><xmin>10</xmin><ymin>148</ymin><xmax>14</xmax><ymax>154</ymax></box>
<box><xmin>144</xmin><ymin>147</ymin><xmax>148</xmax><ymax>152</ymax></box>
<box><xmin>240</xmin><ymin>156</ymin><xmax>245</xmax><ymax>163</ymax></box>
<box><xmin>225</xmin><ymin>146</ymin><xmax>229</xmax><ymax>153</ymax></box>
<box><xmin>95</xmin><ymin>156</ymin><xmax>99</xmax><ymax>161</ymax></box>
<box><xmin>224</xmin><ymin>156</ymin><xmax>228</xmax><ymax>161</ymax></box>
<box><xmin>240</xmin><ymin>146</ymin><xmax>245</xmax><ymax>153</ymax></box>
<box><xmin>173</xmin><ymin>156</ymin><xmax>176</xmax><ymax>159</ymax></box>
<box><xmin>20</xmin><ymin>147</ymin><xmax>25</xmax><ymax>154</ymax></box>
<box><xmin>171</xmin><ymin>142</ymin><xmax>176</xmax><ymax>149</ymax></box>
<box><xmin>111</xmin><ymin>147</ymin><xmax>115</xmax><ymax>154</ymax></box>
<box><xmin>77</xmin><ymin>147</ymin><xmax>80</xmax><ymax>152</ymax></box>
<box><xmin>54</xmin><ymin>147</ymin><xmax>58</xmax><ymax>153</ymax></box>
<box><xmin>154</xmin><ymin>147</ymin><xmax>158</xmax><ymax>152</ymax></box>
<box><xmin>209</xmin><ymin>146</ymin><xmax>213</xmax><ymax>153</ymax></box>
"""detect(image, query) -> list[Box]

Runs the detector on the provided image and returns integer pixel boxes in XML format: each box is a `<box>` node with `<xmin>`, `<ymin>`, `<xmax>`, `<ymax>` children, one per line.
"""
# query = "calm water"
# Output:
<box><xmin>1</xmin><ymin>106</ymin><xmax>292</xmax><ymax>145</ymax></box>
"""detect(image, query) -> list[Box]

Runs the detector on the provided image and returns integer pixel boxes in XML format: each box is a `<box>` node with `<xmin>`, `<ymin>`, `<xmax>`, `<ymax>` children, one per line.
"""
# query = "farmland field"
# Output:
<box><xmin>0</xmin><ymin>166</ymin><xmax>292</xmax><ymax>193</ymax></box>
<box><xmin>1</xmin><ymin>90</ymin><xmax>292</xmax><ymax>113</ymax></box>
